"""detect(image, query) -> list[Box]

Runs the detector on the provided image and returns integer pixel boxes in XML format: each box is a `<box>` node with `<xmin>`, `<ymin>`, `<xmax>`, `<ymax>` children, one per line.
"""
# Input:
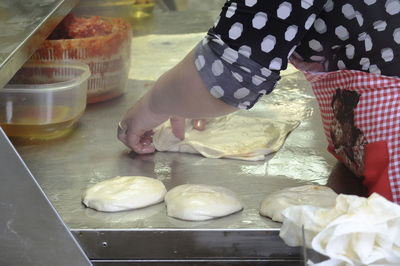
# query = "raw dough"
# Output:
<box><xmin>165</xmin><ymin>184</ymin><xmax>243</xmax><ymax>221</ymax></box>
<box><xmin>153</xmin><ymin>113</ymin><xmax>299</xmax><ymax>161</ymax></box>
<box><xmin>259</xmin><ymin>185</ymin><xmax>338</xmax><ymax>222</ymax></box>
<box><xmin>82</xmin><ymin>176</ymin><xmax>167</xmax><ymax>212</ymax></box>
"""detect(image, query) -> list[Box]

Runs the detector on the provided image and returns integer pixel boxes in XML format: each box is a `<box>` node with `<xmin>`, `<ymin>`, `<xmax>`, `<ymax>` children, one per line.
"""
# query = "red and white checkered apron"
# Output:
<box><xmin>290</xmin><ymin>56</ymin><xmax>400</xmax><ymax>203</ymax></box>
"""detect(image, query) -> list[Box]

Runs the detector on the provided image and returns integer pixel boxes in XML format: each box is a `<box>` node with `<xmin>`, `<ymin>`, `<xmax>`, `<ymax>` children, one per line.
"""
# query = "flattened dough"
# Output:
<box><xmin>82</xmin><ymin>176</ymin><xmax>167</xmax><ymax>212</ymax></box>
<box><xmin>259</xmin><ymin>185</ymin><xmax>338</xmax><ymax>222</ymax></box>
<box><xmin>153</xmin><ymin>113</ymin><xmax>299</xmax><ymax>161</ymax></box>
<box><xmin>165</xmin><ymin>184</ymin><xmax>243</xmax><ymax>221</ymax></box>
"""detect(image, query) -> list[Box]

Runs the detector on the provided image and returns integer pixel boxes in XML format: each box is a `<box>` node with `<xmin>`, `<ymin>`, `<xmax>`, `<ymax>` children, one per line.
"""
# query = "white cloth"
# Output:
<box><xmin>279</xmin><ymin>193</ymin><xmax>400</xmax><ymax>266</ymax></box>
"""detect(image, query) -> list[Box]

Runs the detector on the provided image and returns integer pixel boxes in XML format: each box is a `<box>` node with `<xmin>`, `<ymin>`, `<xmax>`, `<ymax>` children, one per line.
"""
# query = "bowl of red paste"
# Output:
<box><xmin>30</xmin><ymin>14</ymin><xmax>132</xmax><ymax>104</ymax></box>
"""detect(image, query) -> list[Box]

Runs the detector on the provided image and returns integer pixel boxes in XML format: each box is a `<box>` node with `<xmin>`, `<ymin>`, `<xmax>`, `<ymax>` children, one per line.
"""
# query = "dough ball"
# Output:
<box><xmin>82</xmin><ymin>176</ymin><xmax>167</xmax><ymax>212</ymax></box>
<box><xmin>165</xmin><ymin>184</ymin><xmax>243</xmax><ymax>221</ymax></box>
<box><xmin>259</xmin><ymin>185</ymin><xmax>338</xmax><ymax>222</ymax></box>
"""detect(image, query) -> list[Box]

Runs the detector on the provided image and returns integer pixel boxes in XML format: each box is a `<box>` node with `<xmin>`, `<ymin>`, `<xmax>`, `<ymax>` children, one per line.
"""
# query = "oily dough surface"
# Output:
<box><xmin>153</xmin><ymin>113</ymin><xmax>300</xmax><ymax>161</ymax></box>
<box><xmin>82</xmin><ymin>176</ymin><xmax>167</xmax><ymax>212</ymax></box>
<box><xmin>165</xmin><ymin>184</ymin><xmax>243</xmax><ymax>221</ymax></box>
<box><xmin>259</xmin><ymin>185</ymin><xmax>338</xmax><ymax>222</ymax></box>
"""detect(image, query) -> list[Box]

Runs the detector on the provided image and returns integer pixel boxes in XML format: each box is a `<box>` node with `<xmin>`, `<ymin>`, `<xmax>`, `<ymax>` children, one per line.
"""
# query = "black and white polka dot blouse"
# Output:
<box><xmin>194</xmin><ymin>0</ymin><xmax>400</xmax><ymax>109</ymax></box>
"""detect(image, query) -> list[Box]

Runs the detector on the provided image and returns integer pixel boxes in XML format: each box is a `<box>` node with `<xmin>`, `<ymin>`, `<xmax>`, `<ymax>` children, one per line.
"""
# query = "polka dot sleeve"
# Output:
<box><xmin>194</xmin><ymin>0</ymin><xmax>327</xmax><ymax>109</ymax></box>
<box><xmin>194</xmin><ymin>33</ymin><xmax>280</xmax><ymax>110</ymax></box>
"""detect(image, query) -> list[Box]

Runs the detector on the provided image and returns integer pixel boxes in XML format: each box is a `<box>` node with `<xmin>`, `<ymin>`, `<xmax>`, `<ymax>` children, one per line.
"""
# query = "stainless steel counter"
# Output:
<box><xmin>12</xmin><ymin>5</ymin><xmax>366</xmax><ymax>265</ymax></box>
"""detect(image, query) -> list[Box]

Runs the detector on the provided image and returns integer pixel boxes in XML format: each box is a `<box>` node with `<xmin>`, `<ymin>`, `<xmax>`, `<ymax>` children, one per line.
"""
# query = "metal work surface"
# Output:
<box><xmin>13</xmin><ymin>70</ymin><xmax>334</xmax><ymax>230</ymax></box>
<box><xmin>12</xmin><ymin>72</ymin><xmax>352</xmax><ymax>264</ymax></box>
<box><xmin>0</xmin><ymin>0</ymin><xmax>78</xmax><ymax>89</ymax></box>
<box><xmin>12</xmin><ymin>5</ymin><xmax>365</xmax><ymax>264</ymax></box>
<box><xmin>13</xmin><ymin>72</ymin><xmax>328</xmax><ymax>264</ymax></box>
<box><xmin>0</xmin><ymin>128</ymin><xmax>91</xmax><ymax>266</ymax></box>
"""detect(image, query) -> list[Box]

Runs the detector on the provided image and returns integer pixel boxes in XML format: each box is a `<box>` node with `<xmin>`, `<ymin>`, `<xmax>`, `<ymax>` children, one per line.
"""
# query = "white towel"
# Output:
<box><xmin>279</xmin><ymin>193</ymin><xmax>400</xmax><ymax>266</ymax></box>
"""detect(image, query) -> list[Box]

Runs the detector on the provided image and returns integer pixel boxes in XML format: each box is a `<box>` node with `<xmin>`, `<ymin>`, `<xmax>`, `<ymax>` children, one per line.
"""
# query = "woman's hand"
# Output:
<box><xmin>118</xmin><ymin>90</ymin><xmax>190</xmax><ymax>154</ymax></box>
<box><xmin>117</xmin><ymin>91</ymin><xmax>166</xmax><ymax>154</ymax></box>
<box><xmin>117</xmin><ymin>49</ymin><xmax>236</xmax><ymax>154</ymax></box>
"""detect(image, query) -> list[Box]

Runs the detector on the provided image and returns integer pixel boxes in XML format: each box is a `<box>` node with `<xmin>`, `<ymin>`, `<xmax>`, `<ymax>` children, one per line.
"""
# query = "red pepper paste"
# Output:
<box><xmin>37</xmin><ymin>14</ymin><xmax>131</xmax><ymax>59</ymax></box>
<box><xmin>48</xmin><ymin>14</ymin><xmax>114</xmax><ymax>39</ymax></box>
<box><xmin>30</xmin><ymin>14</ymin><xmax>132</xmax><ymax>104</ymax></box>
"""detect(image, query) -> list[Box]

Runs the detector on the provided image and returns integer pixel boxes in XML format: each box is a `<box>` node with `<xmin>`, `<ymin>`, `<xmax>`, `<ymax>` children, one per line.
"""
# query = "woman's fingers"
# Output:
<box><xmin>170</xmin><ymin>116</ymin><xmax>186</xmax><ymax>140</ymax></box>
<box><xmin>125</xmin><ymin>129</ymin><xmax>155</xmax><ymax>154</ymax></box>
<box><xmin>170</xmin><ymin>118</ymin><xmax>206</xmax><ymax>141</ymax></box>
<box><xmin>132</xmin><ymin>142</ymin><xmax>156</xmax><ymax>154</ymax></box>
<box><xmin>117</xmin><ymin>90</ymin><xmax>169</xmax><ymax>154</ymax></box>
<box><xmin>192</xmin><ymin>119</ymin><xmax>206</xmax><ymax>131</ymax></box>
<box><xmin>118</xmin><ymin>116</ymin><xmax>206</xmax><ymax>154</ymax></box>
<box><xmin>140</xmin><ymin>130</ymin><xmax>154</xmax><ymax>146</ymax></box>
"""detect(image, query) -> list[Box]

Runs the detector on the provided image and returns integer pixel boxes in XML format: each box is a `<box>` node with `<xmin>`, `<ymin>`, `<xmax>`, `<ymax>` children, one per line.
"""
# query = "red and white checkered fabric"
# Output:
<box><xmin>290</xmin><ymin>56</ymin><xmax>400</xmax><ymax>203</ymax></box>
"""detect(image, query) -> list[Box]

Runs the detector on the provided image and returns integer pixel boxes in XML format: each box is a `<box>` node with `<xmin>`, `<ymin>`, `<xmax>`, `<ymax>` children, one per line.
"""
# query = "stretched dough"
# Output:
<box><xmin>259</xmin><ymin>185</ymin><xmax>338</xmax><ymax>222</ymax></box>
<box><xmin>165</xmin><ymin>184</ymin><xmax>243</xmax><ymax>221</ymax></box>
<box><xmin>153</xmin><ymin>113</ymin><xmax>299</xmax><ymax>161</ymax></box>
<box><xmin>82</xmin><ymin>176</ymin><xmax>167</xmax><ymax>212</ymax></box>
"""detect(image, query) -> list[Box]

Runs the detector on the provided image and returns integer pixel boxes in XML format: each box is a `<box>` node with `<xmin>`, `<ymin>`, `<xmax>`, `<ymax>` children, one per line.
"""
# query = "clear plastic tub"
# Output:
<box><xmin>0</xmin><ymin>62</ymin><xmax>90</xmax><ymax>140</ymax></box>
<box><xmin>29</xmin><ymin>15</ymin><xmax>132</xmax><ymax>104</ymax></box>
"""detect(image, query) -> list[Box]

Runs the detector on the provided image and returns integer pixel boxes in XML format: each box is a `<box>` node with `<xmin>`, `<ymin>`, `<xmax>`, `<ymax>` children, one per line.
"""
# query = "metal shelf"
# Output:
<box><xmin>0</xmin><ymin>0</ymin><xmax>78</xmax><ymax>88</ymax></box>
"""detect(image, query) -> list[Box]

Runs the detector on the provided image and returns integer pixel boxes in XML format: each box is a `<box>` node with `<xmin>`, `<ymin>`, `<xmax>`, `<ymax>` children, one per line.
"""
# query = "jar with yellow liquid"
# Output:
<box><xmin>72</xmin><ymin>0</ymin><xmax>155</xmax><ymax>22</ymax></box>
<box><xmin>0</xmin><ymin>62</ymin><xmax>90</xmax><ymax>141</ymax></box>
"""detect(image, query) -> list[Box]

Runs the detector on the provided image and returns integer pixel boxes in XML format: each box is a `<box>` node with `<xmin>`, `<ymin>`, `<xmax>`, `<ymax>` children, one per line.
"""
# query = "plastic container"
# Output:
<box><xmin>0</xmin><ymin>62</ymin><xmax>90</xmax><ymax>140</ymax></box>
<box><xmin>29</xmin><ymin>15</ymin><xmax>132</xmax><ymax>104</ymax></box>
